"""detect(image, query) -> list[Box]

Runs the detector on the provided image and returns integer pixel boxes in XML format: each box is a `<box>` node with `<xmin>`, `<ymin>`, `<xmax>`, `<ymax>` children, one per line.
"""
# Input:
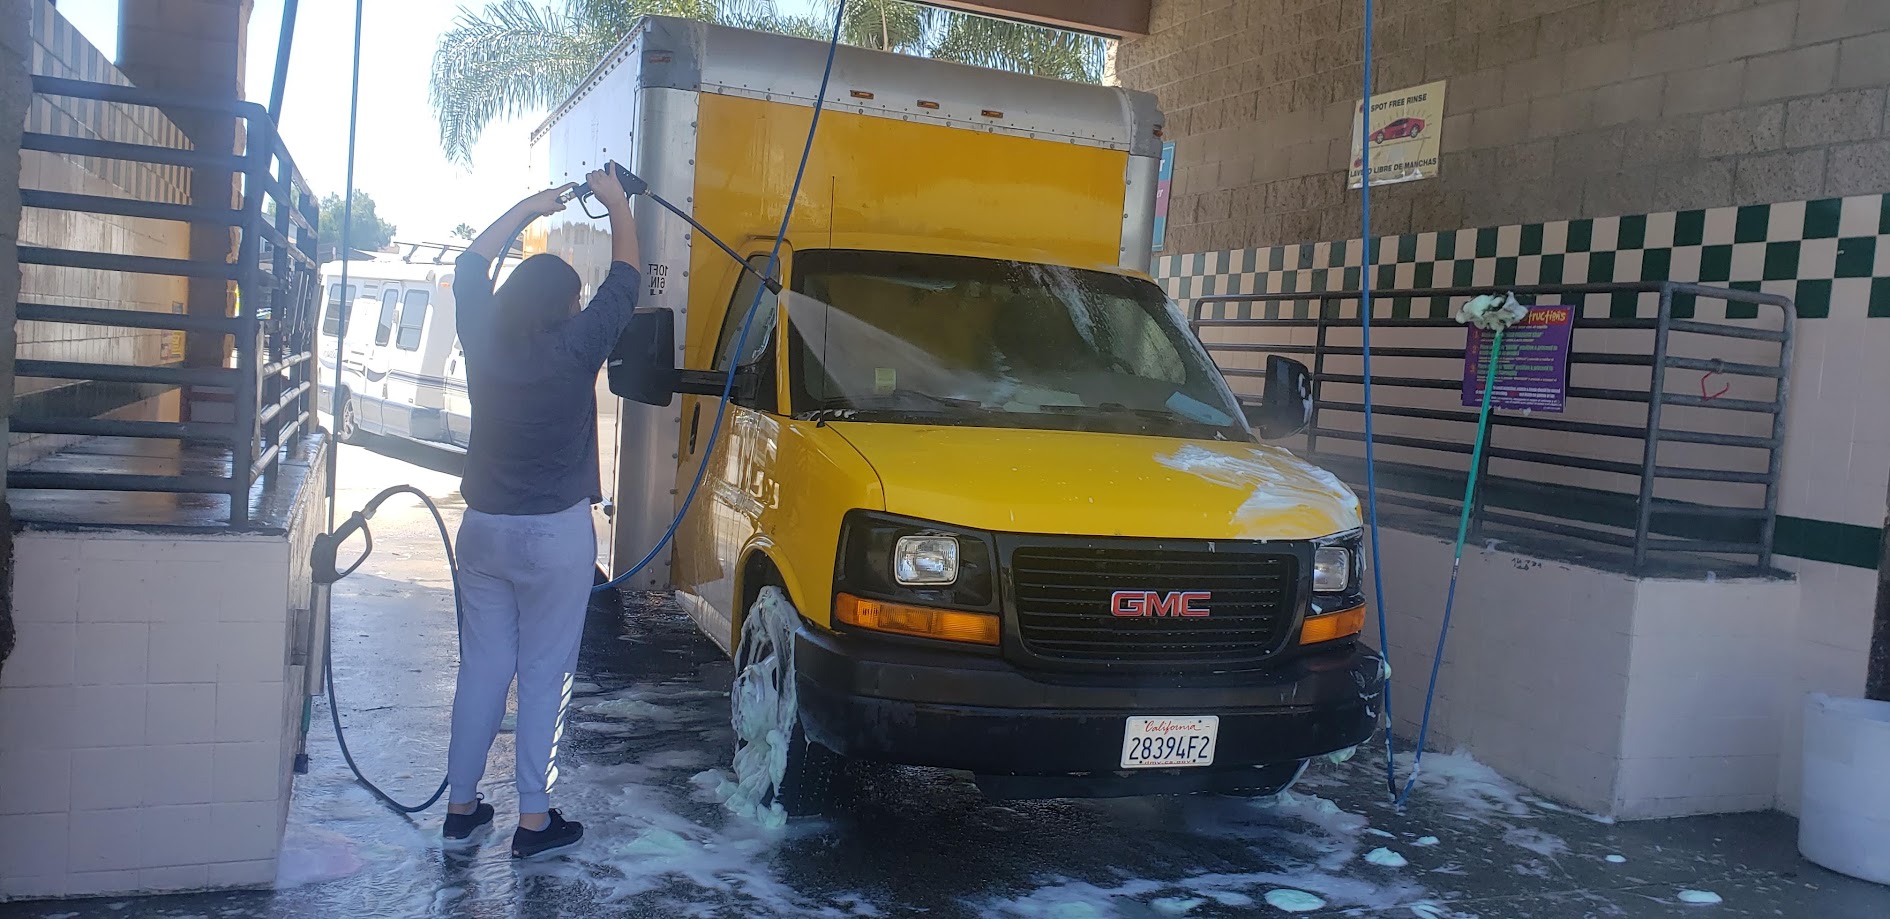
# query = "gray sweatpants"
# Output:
<box><xmin>447</xmin><ymin>498</ymin><xmax>595</xmax><ymax>815</ymax></box>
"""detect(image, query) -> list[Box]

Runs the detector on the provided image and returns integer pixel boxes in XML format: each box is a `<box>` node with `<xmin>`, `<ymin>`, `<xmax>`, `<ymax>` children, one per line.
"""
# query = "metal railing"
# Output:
<box><xmin>14</xmin><ymin>76</ymin><xmax>323</xmax><ymax>526</ymax></box>
<box><xmin>1191</xmin><ymin>282</ymin><xmax>1794</xmax><ymax>571</ymax></box>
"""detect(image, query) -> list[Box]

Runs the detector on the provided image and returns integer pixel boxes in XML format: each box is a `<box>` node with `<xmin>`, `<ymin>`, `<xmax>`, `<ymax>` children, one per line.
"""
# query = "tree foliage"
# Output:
<box><xmin>318</xmin><ymin>190</ymin><xmax>398</xmax><ymax>252</ymax></box>
<box><xmin>430</xmin><ymin>0</ymin><xmax>1110</xmax><ymax>164</ymax></box>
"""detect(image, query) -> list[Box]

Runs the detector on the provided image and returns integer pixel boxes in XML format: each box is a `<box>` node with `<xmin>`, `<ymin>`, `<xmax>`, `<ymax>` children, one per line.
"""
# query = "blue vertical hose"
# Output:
<box><xmin>593</xmin><ymin>0</ymin><xmax>848</xmax><ymax>593</ymax></box>
<box><xmin>1356</xmin><ymin>0</ymin><xmax>1400</xmax><ymax>802</ymax></box>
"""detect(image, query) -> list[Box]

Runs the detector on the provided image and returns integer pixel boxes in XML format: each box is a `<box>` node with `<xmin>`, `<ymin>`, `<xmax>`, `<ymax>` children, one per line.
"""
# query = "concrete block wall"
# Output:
<box><xmin>1118</xmin><ymin>0</ymin><xmax>1890</xmax><ymax>255</ymax></box>
<box><xmin>1124</xmin><ymin>0</ymin><xmax>1888</xmax><ymax>817</ymax></box>
<box><xmin>0</xmin><ymin>531</ymin><xmax>298</xmax><ymax>897</ymax></box>
<box><xmin>14</xmin><ymin>1</ymin><xmax>193</xmax><ymax>466</ymax></box>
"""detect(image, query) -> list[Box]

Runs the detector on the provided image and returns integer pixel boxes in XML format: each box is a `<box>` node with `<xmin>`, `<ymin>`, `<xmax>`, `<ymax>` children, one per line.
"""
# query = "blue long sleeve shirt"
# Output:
<box><xmin>453</xmin><ymin>252</ymin><xmax>643</xmax><ymax>516</ymax></box>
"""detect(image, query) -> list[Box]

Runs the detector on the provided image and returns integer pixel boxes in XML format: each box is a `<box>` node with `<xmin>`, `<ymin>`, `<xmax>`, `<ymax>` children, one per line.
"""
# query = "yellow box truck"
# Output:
<box><xmin>532</xmin><ymin>16</ymin><xmax>1383</xmax><ymax>809</ymax></box>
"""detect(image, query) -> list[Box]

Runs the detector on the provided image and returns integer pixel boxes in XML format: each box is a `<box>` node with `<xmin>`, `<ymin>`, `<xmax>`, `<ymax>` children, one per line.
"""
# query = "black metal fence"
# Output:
<box><xmin>1190</xmin><ymin>282</ymin><xmax>1794</xmax><ymax>571</ymax></box>
<box><xmin>14</xmin><ymin>76</ymin><xmax>322</xmax><ymax>526</ymax></box>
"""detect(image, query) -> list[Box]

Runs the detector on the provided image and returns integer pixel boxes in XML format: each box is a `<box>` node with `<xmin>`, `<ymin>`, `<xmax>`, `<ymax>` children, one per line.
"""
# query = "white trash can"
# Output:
<box><xmin>1799</xmin><ymin>693</ymin><xmax>1890</xmax><ymax>885</ymax></box>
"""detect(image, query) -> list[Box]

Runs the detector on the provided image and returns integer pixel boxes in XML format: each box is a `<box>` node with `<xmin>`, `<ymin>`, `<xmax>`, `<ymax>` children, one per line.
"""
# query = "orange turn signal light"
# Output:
<box><xmin>1300</xmin><ymin>605</ymin><xmax>1366</xmax><ymax>645</ymax></box>
<box><xmin>835</xmin><ymin>593</ymin><xmax>999</xmax><ymax>646</ymax></box>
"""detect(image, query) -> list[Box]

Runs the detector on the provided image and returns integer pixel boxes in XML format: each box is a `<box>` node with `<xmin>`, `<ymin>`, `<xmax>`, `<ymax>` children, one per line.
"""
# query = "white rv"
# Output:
<box><xmin>317</xmin><ymin>242</ymin><xmax>506</xmax><ymax>449</ymax></box>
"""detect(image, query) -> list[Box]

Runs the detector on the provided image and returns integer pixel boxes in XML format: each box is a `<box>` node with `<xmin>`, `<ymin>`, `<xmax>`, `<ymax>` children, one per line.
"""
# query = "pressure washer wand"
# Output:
<box><xmin>565</xmin><ymin>162</ymin><xmax>782</xmax><ymax>294</ymax></box>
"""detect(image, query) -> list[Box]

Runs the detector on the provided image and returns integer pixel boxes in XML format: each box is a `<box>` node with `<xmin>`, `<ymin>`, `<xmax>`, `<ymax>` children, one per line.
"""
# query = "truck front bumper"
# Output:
<box><xmin>793</xmin><ymin>625</ymin><xmax>1384</xmax><ymax>788</ymax></box>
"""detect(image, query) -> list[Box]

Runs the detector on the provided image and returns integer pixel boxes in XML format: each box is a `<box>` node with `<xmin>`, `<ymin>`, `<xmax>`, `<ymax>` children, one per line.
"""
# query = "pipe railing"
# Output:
<box><xmin>1190</xmin><ymin>281</ymin><xmax>1794</xmax><ymax>571</ymax></box>
<box><xmin>13</xmin><ymin>75</ymin><xmax>323</xmax><ymax>526</ymax></box>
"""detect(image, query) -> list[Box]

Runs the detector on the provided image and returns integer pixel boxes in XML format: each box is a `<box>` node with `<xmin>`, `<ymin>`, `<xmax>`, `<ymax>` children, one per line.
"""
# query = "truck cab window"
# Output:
<box><xmin>712</xmin><ymin>256</ymin><xmax>779</xmax><ymax>371</ymax></box>
<box><xmin>375</xmin><ymin>288</ymin><xmax>400</xmax><ymax>346</ymax></box>
<box><xmin>396</xmin><ymin>290</ymin><xmax>431</xmax><ymax>351</ymax></box>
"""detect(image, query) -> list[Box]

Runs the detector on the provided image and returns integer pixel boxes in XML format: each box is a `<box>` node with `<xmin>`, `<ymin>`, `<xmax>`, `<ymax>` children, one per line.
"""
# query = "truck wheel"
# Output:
<box><xmin>731</xmin><ymin>586</ymin><xmax>844</xmax><ymax>820</ymax></box>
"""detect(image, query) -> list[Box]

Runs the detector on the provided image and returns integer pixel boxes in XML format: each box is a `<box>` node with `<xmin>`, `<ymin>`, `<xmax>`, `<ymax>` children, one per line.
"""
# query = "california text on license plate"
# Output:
<box><xmin>1120</xmin><ymin>715</ymin><xmax>1219</xmax><ymax>768</ymax></box>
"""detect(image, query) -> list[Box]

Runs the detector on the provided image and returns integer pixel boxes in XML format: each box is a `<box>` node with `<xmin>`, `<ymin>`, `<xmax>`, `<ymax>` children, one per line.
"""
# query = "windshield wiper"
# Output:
<box><xmin>1036</xmin><ymin>402</ymin><xmax>1240</xmax><ymax>438</ymax></box>
<box><xmin>797</xmin><ymin>391</ymin><xmax>985</xmax><ymax>422</ymax></box>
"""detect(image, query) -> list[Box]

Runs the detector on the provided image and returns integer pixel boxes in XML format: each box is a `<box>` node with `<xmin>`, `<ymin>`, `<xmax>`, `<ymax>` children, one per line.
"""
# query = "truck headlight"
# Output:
<box><xmin>1313</xmin><ymin>545</ymin><xmax>1353</xmax><ymax>593</ymax></box>
<box><xmin>894</xmin><ymin>535</ymin><xmax>959</xmax><ymax>586</ymax></box>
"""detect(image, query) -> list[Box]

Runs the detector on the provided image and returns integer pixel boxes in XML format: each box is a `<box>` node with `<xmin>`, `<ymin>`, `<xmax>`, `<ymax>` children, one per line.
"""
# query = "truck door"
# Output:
<box><xmin>678</xmin><ymin>250</ymin><xmax>782</xmax><ymax>637</ymax></box>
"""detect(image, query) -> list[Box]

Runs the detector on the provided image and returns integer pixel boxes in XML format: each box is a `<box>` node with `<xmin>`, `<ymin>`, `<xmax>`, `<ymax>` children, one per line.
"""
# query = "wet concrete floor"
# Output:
<box><xmin>4</xmin><ymin>437</ymin><xmax>1887</xmax><ymax>918</ymax></box>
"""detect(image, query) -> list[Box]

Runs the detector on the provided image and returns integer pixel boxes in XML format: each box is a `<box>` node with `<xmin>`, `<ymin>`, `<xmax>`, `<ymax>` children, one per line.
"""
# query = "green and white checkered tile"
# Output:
<box><xmin>1156</xmin><ymin>195</ymin><xmax>1890</xmax><ymax>323</ymax></box>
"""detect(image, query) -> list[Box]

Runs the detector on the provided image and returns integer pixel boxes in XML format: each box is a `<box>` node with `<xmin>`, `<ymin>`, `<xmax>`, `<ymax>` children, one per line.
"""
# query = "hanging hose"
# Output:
<box><xmin>1394</xmin><ymin>322</ymin><xmax>1508</xmax><ymax>807</ymax></box>
<box><xmin>311</xmin><ymin>2</ymin><xmax>849</xmax><ymax>814</ymax></box>
<box><xmin>593</xmin><ymin>0</ymin><xmax>848</xmax><ymax>594</ymax></box>
<box><xmin>313</xmin><ymin>486</ymin><xmax>463</xmax><ymax>813</ymax></box>
<box><xmin>1355</xmin><ymin>0</ymin><xmax>1402</xmax><ymax>802</ymax></box>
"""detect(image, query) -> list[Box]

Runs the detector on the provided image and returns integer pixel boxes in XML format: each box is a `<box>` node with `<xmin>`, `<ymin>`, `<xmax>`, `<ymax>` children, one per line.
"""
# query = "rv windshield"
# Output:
<box><xmin>785</xmin><ymin>250</ymin><xmax>1250</xmax><ymax>440</ymax></box>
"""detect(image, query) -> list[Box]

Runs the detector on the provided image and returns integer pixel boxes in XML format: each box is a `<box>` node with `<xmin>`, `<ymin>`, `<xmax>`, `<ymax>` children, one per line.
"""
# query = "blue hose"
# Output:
<box><xmin>1356</xmin><ymin>0</ymin><xmax>1400</xmax><ymax>802</ymax></box>
<box><xmin>594</xmin><ymin>0</ymin><xmax>848</xmax><ymax>593</ymax></box>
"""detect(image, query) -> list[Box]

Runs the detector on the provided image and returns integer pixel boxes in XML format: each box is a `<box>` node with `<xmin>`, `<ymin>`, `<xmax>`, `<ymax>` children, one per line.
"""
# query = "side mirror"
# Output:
<box><xmin>608</xmin><ymin>308</ymin><xmax>680</xmax><ymax>405</ymax></box>
<box><xmin>1244</xmin><ymin>355</ymin><xmax>1313</xmax><ymax>439</ymax></box>
<box><xmin>606</xmin><ymin>307</ymin><xmax>760</xmax><ymax>406</ymax></box>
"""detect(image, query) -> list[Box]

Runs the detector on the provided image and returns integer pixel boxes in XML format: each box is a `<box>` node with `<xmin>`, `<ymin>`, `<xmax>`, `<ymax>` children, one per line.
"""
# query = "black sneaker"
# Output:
<box><xmin>442</xmin><ymin>796</ymin><xmax>494</xmax><ymax>842</ymax></box>
<box><xmin>511</xmin><ymin>809</ymin><xmax>584</xmax><ymax>859</ymax></box>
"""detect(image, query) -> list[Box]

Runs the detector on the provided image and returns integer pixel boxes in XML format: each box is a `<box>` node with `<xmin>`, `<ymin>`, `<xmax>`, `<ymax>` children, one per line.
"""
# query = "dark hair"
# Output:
<box><xmin>494</xmin><ymin>253</ymin><xmax>581</xmax><ymax>338</ymax></box>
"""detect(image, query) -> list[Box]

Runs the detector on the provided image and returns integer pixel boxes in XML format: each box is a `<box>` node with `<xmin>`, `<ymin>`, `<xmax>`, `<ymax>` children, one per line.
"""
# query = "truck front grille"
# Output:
<box><xmin>1009</xmin><ymin>545</ymin><xmax>1298</xmax><ymax>669</ymax></box>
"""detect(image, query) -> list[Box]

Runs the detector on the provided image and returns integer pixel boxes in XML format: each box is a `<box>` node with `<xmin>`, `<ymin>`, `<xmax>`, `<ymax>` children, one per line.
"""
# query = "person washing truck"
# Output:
<box><xmin>440</xmin><ymin>165</ymin><xmax>645</xmax><ymax>857</ymax></box>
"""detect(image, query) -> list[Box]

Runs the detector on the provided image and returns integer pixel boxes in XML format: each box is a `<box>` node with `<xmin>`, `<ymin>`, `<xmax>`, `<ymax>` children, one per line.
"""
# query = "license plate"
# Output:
<box><xmin>1120</xmin><ymin>715</ymin><xmax>1219</xmax><ymax>769</ymax></box>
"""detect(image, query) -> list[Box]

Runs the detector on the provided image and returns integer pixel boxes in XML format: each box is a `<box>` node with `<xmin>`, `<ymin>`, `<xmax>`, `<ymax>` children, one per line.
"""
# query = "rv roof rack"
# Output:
<box><xmin>394</xmin><ymin>239</ymin><xmax>525</xmax><ymax>264</ymax></box>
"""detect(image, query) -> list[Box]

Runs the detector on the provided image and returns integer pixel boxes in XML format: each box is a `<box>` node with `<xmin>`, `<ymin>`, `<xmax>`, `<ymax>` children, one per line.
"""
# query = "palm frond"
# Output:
<box><xmin>930</xmin><ymin>12</ymin><xmax>1108</xmax><ymax>83</ymax></box>
<box><xmin>429</xmin><ymin>0</ymin><xmax>611</xmax><ymax>164</ymax></box>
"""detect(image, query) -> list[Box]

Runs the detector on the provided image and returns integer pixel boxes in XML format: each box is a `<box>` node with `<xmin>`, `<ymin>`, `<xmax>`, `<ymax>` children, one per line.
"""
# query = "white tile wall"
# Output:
<box><xmin>69</xmin><ymin>748</ymin><xmax>144</xmax><ymax>811</ymax></box>
<box><xmin>1</xmin><ymin>621</ymin><xmax>76</xmax><ymax>687</ymax></box>
<box><xmin>74</xmin><ymin>623</ymin><xmax>150</xmax><ymax>685</ymax></box>
<box><xmin>0</xmin><ymin>518</ymin><xmax>318</xmax><ymax>898</ymax></box>
<box><xmin>1369</xmin><ymin>520</ymin><xmax>1825</xmax><ymax>819</ymax></box>
<box><xmin>69</xmin><ymin>808</ymin><xmax>144</xmax><ymax>873</ymax></box>
<box><xmin>147</xmin><ymin>683</ymin><xmax>217</xmax><ymax>745</ymax></box>
<box><xmin>0</xmin><ymin>749</ymin><xmax>71</xmax><ymax>815</ymax></box>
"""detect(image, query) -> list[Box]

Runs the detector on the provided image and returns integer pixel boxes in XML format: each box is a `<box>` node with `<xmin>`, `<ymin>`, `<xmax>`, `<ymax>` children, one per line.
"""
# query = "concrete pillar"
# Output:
<box><xmin>117</xmin><ymin>0</ymin><xmax>253</xmax><ymax>423</ymax></box>
<box><xmin>0</xmin><ymin>0</ymin><xmax>28</xmax><ymax>678</ymax></box>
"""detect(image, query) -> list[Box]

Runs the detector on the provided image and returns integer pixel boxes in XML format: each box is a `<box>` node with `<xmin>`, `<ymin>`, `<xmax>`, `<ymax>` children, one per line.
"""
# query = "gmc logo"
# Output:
<box><xmin>1110</xmin><ymin>590</ymin><xmax>1212</xmax><ymax>618</ymax></box>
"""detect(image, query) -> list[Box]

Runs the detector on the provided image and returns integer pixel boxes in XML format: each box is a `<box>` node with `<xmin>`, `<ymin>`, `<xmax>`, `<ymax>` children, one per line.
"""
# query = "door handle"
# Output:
<box><xmin>688</xmin><ymin>404</ymin><xmax>702</xmax><ymax>454</ymax></box>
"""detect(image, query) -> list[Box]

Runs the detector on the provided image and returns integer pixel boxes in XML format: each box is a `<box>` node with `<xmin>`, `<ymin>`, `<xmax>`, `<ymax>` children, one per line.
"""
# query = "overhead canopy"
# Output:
<box><xmin>923</xmin><ymin>0</ymin><xmax>1150</xmax><ymax>37</ymax></box>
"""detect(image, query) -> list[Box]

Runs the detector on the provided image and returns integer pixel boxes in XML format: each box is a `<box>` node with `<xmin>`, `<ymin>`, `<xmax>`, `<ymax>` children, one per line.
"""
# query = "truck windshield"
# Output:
<box><xmin>785</xmin><ymin>250</ymin><xmax>1250</xmax><ymax>440</ymax></box>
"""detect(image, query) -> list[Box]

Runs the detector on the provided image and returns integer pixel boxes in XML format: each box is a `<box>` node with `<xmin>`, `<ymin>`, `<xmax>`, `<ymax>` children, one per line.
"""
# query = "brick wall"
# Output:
<box><xmin>1117</xmin><ymin>0</ymin><xmax>1890</xmax><ymax>256</ymax></box>
<box><xmin>13</xmin><ymin>0</ymin><xmax>194</xmax><ymax>466</ymax></box>
<box><xmin>1119</xmin><ymin>0</ymin><xmax>1890</xmax><ymax>817</ymax></box>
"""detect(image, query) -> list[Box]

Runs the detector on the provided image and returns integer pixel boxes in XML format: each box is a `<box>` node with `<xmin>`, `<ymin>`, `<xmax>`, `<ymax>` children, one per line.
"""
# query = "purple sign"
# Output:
<box><xmin>1462</xmin><ymin>305</ymin><xmax>1574</xmax><ymax>412</ymax></box>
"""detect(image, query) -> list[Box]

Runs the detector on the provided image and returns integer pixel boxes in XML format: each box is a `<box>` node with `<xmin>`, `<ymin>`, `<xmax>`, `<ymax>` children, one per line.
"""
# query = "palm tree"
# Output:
<box><xmin>429</xmin><ymin>0</ymin><xmax>1109</xmax><ymax>165</ymax></box>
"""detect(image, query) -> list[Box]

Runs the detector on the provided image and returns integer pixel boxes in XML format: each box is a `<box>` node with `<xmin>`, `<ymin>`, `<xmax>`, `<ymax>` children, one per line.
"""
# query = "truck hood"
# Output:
<box><xmin>828</xmin><ymin>423</ymin><xmax>1361</xmax><ymax>541</ymax></box>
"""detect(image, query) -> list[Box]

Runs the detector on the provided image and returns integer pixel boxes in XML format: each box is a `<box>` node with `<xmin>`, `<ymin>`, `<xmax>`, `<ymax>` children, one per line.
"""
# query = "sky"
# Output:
<box><xmin>52</xmin><ymin>0</ymin><xmax>820</xmax><ymax>242</ymax></box>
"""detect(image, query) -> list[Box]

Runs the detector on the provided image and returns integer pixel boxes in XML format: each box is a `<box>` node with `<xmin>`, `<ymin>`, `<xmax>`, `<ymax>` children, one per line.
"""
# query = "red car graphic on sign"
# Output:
<box><xmin>1370</xmin><ymin>117</ymin><xmax>1425</xmax><ymax>144</ymax></box>
<box><xmin>1110</xmin><ymin>590</ymin><xmax>1212</xmax><ymax>618</ymax></box>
